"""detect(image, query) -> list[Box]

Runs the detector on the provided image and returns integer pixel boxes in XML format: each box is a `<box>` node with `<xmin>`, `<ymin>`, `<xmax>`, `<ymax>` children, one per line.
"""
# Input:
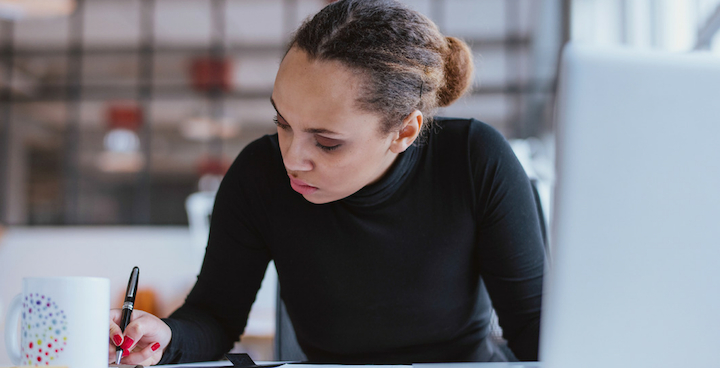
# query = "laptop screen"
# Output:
<box><xmin>540</xmin><ymin>43</ymin><xmax>720</xmax><ymax>368</ymax></box>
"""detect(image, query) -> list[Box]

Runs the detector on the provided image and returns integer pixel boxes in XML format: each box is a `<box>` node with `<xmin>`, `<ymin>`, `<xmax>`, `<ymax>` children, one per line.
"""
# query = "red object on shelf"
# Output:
<box><xmin>106</xmin><ymin>103</ymin><xmax>142</xmax><ymax>131</ymax></box>
<box><xmin>190</xmin><ymin>57</ymin><xmax>233</xmax><ymax>92</ymax></box>
<box><xmin>197</xmin><ymin>156</ymin><xmax>231</xmax><ymax>176</ymax></box>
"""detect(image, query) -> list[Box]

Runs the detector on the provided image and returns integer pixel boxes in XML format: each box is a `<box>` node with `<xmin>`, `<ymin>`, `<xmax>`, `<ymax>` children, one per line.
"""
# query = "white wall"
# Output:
<box><xmin>0</xmin><ymin>226</ymin><xmax>277</xmax><ymax>365</ymax></box>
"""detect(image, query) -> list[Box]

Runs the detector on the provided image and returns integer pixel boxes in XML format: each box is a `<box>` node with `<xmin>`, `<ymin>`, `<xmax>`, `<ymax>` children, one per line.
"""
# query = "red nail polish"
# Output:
<box><xmin>123</xmin><ymin>349</ymin><xmax>130</xmax><ymax>356</ymax></box>
<box><xmin>120</xmin><ymin>337</ymin><xmax>134</xmax><ymax>350</ymax></box>
<box><xmin>151</xmin><ymin>343</ymin><xmax>160</xmax><ymax>352</ymax></box>
<box><xmin>112</xmin><ymin>334</ymin><xmax>123</xmax><ymax>346</ymax></box>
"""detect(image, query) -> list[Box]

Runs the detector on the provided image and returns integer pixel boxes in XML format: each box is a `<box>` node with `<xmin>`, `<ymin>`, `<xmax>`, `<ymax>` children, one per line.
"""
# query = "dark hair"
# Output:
<box><xmin>288</xmin><ymin>0</ymin><xmax>474</xmax><ymax>135</ymax></box>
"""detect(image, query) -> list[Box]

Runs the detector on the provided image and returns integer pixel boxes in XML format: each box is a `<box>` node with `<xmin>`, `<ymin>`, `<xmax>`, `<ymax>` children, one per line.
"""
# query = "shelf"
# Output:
<box><xmin>1</xmin><ymin>82</ymin><xmax>551</xmax><ymax>103</ymax></box>
<box><xmin>0</xmin><ymin>36</ymin><xmax>531</xmax><ymax>58</ymax></box>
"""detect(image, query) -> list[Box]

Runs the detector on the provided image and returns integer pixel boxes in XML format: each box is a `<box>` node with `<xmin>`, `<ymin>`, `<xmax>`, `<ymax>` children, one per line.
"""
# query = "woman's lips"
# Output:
<box><xmin>288</xmin><ymin>175</ymin><xmax>318</xmax><ymax>195</ymax></box>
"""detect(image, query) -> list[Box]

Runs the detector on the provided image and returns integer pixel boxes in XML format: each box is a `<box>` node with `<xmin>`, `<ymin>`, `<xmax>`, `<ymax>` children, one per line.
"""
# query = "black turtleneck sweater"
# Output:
<box><xmin>160</xmin><ymin>117</ymin><xmax>545</xmax><ymax>364</ymax></box>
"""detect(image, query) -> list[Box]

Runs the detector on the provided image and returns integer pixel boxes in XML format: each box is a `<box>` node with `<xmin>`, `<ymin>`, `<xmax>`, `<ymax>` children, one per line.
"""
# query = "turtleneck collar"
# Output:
<box><xmin>341</xmin><ymin>142</ymin><xmax>422</xmax><ymax>208</ymax></box>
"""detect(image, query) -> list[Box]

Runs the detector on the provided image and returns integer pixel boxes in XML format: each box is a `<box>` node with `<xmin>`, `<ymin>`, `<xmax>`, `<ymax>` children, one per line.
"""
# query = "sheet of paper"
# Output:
<box><xmin>288</xmin><ymin>365</ymin><xmax>408</xmax><ymax>368</ymax></box>
<box><xmin>160</xmin><ymin>361</ymin><xmax>234</xmax><ymax>368</ymax></box>
<box><xmin>413</xmin><ymin>363</ymin><xmax>541</xmax><ymax>368</ymax></box>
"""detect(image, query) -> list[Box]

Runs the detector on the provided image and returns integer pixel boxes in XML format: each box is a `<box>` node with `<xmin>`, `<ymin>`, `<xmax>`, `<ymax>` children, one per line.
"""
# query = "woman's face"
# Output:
<box><xmin>271</xmin><ymin>47</ymin><xmax>406</xmax><ymax>204</ymax></box>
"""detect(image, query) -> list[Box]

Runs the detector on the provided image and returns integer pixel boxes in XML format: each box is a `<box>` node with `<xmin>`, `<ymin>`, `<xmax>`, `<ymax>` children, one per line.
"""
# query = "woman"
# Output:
<box><xmin>108</xmin><ymin>0</ymin><xmax>545</xmax><ymax>364</ymax></box>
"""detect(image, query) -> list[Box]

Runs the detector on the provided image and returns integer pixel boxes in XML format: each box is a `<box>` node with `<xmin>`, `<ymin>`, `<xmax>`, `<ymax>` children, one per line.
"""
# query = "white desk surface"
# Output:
<box><xmin>162</xmin><ymin>362</ymin><xmax>541</xmax><ymax>368</ymax></box>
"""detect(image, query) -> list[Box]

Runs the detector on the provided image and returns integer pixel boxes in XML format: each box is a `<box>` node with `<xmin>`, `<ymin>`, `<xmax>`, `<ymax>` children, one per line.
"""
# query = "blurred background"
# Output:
<box><xmin>1</xmin><ymin>0</ymin><xmax>720</xmax><ymax>227</ymax></box>
<box><xmin>1</xmin><ymin>0</ymin><xmax>719</xmax><ymax>363</ymax></box>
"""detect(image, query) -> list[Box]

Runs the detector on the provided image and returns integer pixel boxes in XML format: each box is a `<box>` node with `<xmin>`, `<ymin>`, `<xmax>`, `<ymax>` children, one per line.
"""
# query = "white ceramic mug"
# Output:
<box><xmin>4</xmin><ymin>277</ymin><xmax>110</xmax><ymax>368</ymax></box>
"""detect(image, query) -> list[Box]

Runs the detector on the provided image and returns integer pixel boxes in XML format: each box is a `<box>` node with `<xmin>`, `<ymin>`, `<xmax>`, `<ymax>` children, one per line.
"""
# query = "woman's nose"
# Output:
<box><xmin>283</xmin><ymin>136</ymin><xmax>313</xmax><ymax>172</ymax></box>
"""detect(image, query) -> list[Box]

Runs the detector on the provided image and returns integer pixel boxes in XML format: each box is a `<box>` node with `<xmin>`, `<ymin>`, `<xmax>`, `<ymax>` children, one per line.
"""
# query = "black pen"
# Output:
<box><xmin>116</xmin><ymin>266</ymin><xmax>140</xmax><ymax>365</ymax></box>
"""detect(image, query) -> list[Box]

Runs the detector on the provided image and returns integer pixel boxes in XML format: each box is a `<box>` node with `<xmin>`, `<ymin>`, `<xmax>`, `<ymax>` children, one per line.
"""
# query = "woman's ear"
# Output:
<box><xmin>390</xmin><ymin>110</ymin><xmax>423</xmax><ymax>153</ymax></box>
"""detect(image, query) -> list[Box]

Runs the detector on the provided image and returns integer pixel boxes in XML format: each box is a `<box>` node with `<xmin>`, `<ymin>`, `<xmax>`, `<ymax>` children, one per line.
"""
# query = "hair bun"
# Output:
<box><xmin>437</xmin><ymin>36</ymin><xmax>474</xmax><ymax>107</ymax></box>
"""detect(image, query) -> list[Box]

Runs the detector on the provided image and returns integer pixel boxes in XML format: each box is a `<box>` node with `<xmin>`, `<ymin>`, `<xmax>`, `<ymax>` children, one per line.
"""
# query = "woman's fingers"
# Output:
<box><xmin>106</xmin><ymin>309</ymin><xmax>171</xmax><ymax>365</ymax></box>
<box><xmin>109</xmin><ymin>309</ymin><xmax>126</xmax><ymax>347</ymax></box>
<box><xmin>108</xmin><ymin>308</ymin><xmax>141</xmax><ymax>364</ymax></box>
<box><xmin>108</xmin><ymin>344</ymin><xmax>121</xmax><ymax>363</ymax></box>
<box><xmin>119</xmin><ymin>318</ymin><xmax>145</xmax><ymax>351</ymax></box>
<box><xmin>108</xmin><ymin>309</ymin><xmax>125</xmax><ymax>365</ymax></box>
<box><xmin>121</xmin><ymin>341</ymin><xmax>162</xmax><ymax>366</ymax></box>
<box><xmin>109</xmin><ymin>308</ymin><xmax>124</xmax><ymax>325</ymax></box>
<box><xmin>109</xmin><ymin>326</ymin><xmax>124</xmax><ymax>347</ymax></box>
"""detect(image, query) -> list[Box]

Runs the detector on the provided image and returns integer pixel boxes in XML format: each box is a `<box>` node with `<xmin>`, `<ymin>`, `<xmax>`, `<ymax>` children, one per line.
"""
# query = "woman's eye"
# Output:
<box><xmin>316</xmin><ymin>136</ymin><xmax>341</xmax><ymax>151</ymax></box>
<box><xmin>273</xmin><ymin>116</ymin><xmax>291</xmax><ymax>131</ymax></box>
<box><xmin>316</xmin><ymin>142</ymin><xmax>341</xmax><ymax>151</ymax></box>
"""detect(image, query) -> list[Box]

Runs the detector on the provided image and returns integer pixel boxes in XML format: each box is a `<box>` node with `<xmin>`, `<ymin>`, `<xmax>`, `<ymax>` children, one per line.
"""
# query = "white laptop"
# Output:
<box><xmin>540</xmin><ymin>43</ymin><xmax>720</xmax><ymax>368</ymax></box>
<box><xmin>415</xmin><ymin>44</ymin><xmax>720</xmax><ymax>368</ymax></box>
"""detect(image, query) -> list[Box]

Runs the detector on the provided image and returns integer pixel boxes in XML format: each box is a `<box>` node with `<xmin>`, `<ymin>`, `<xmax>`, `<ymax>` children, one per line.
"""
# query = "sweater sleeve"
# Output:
<box><xmin>158</xmin><ymin>139</ymin><xmax>274</xmax><ymax>364</ymax></box>
<box><xmin>468</xmin><ymin>121</ymin><xmax>546</xmax><ymax>361</ymax></box>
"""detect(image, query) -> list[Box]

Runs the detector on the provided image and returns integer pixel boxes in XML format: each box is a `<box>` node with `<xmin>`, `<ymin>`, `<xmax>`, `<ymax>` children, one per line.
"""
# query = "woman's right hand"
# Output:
<box><xmin>108</xmin><ymin>309</ymin><xmax>172</xmax><ymax>366</ymax></box>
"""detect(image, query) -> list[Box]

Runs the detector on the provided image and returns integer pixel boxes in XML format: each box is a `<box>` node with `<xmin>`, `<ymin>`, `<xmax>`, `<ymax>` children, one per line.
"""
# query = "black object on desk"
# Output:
<box><xmin>226</xmin><ymin>353</ymin><xmax>287</xmax><ymax>368</ymax></box>
<box><xmin>116</xmin><ymin>266</ymin><xmax>140</xmax><ymax>364</ymax></box>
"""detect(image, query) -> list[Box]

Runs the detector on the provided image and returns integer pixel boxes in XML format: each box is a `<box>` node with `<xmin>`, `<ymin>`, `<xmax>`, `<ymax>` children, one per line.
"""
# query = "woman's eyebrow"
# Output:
<box><xmin>269</xmin><ymin>97</ymin><xmax>343</xmax><ymax>136</ymax></box>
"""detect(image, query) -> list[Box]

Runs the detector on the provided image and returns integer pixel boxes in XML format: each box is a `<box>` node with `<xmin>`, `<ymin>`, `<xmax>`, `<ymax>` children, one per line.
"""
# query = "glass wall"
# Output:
<box><xmin>571</xmin><ymin>0</ymin><xmax>720</xmax><ymax>53</ymax></box>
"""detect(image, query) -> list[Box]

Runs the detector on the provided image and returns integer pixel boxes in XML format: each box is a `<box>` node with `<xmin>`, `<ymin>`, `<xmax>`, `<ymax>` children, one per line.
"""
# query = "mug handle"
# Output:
<box><xmin>4</xmin><ymin>294</ymin><xmax>22</xmax><ymax>365</ymax></box>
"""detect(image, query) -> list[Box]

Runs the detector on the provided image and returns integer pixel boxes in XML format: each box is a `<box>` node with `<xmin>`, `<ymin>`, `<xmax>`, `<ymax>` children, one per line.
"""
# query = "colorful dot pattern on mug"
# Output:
<box><xmin>20</xmin><ymin>293</ymin><xmax>68</xmax><ymax>366</ymax></box>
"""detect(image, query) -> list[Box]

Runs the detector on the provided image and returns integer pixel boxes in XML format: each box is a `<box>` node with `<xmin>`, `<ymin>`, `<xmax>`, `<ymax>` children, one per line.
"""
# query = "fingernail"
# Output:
<box><xmin>120</xmin><ymin>337</ymin><xmax>134</xmax><ymax>350</ymax></box>
<box><xmin>112</xmin><ymin>334</ymin><xmax>123</xmax><ymax>346</ymax></box>
<box><xmin>123</xmin><ymin>349</ymin><xmax>130</xmax><ymax>356</ymax></box>
<box><xmin>151</xmin><ymin>343</ymin><xmax>160</xmax><ymax>352</ymax></box>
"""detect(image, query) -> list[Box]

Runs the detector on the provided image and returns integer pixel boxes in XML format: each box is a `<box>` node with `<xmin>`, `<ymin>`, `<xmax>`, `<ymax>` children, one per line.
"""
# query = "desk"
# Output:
<box><xmin>415</xmin><ymin>363</ymin><xmax>539</xmax><ymax>368</ymax></box>
<box><xmin>162</xmin><ymin>362</ymin><xmax>541</xmax><ymax>368</ymax></box>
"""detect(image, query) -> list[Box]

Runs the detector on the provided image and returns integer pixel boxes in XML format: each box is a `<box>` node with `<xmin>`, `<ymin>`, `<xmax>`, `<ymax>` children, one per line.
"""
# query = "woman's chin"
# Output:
<box><xmin>301</xmin><ymin>190</ymin><xmax>345</xmax><ymax>205</ymax></box>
